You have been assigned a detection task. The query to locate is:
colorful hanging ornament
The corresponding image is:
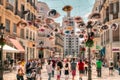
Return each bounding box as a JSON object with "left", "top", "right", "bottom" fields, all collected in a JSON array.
[
  {"left": 79, "top": 34, "right": 84, "bottom": 38},
  {"left": 48, "top": 9, "right": 60, "bottom": 18},
  {"left": 65, "top": 30, "right": 70, "bottom": 34},
  {"left": 39, "top": 27, "right": 45, "bottom": 32},
  {"left": 45, "top": 18, "right": 54, "bottom": 24},
  {"left": 111, "top": 23, "right": 118, "bottom": 31},
  {"left": 101, "top": 24, "right": 109, "bottom": 30},
  {"left": 62, "top": 5, "right": 73, "bottom": 12},
  {"left": 89, "top": 12, "right": 101, "bottom": 20}
]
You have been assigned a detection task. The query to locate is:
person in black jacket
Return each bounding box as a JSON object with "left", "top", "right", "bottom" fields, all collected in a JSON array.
[{"left": 57, "top": 59, "right": 63, "bottom": 76}]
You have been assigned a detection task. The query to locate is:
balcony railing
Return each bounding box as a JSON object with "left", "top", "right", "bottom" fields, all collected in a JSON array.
[{"left": 6, "top": 2, "right": 14, "bottom": 12}]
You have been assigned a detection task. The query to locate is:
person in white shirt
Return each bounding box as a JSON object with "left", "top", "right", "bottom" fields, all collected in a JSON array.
[{"left": 46, "top": 61, "right": 52, "bottom": 80}]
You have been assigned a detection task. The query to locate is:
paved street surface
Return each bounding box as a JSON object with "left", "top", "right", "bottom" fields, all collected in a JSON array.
[{"left": 3, "top": 64, "right": 120, "bottom": 80}]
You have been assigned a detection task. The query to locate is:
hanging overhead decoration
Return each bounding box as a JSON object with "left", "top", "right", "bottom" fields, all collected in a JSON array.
[
  {"left": 101, "top": 24, "right": 109, "bottom": 30},
  {"left": 92, "top": 28, "right": 98, "bottom": 32},
  {"left": 45, "top": 18, "right": 54, "bottom": 24},
  {"left": 74, "top": 16, "right": 83, "bottom": 23},
  {"left": 62, "top": 5, "right": 73, "bottom": 12},
  {"left": 79, "top": 34, "right": 84, "bottom": 38},
  {"left": 111, "top": 23, "right": 118, "bottom": 31},
  {"left": 39, "top": 27, "right": 45, "bottom": 32},
  {"left": 81, "top": 30, "right": 86, "bottom": 34},
  {"left": 17, "top": 20, "right": 27, "bottom": 27},
  {"left": 43, "top": 25, "right": 49, "bottom": 29},
  {"left": 65, "top": 26, "right": 73, "bottom": 31},
  {"left": 77, "top": 21, "right": 85, "bottom": 29},
  {"left": 49, "top": 36, "right": 54, "bottom": 40},
  {"left": 76, "top": 31, "right": 81, "bottom": 34},
  {"left": 64, "top": 30, "right": 70, "bottom": 34},
  {"left": 88, "top": 12, "right": 101, "bottom": 20},
  {"left": 48, "top": 9, "right": 60, "bottom": 18},
  {"left": 34, "top": 18, "right": 41, "bottom": 23}
]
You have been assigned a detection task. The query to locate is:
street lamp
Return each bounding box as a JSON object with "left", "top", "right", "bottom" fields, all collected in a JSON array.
[
  {"left": 0, "top": 23, "right": 5, "bottom": 80},
  {"left": 86, "top": 21, "right": 94, "bottom": 80},
  {"left": 75, "top": 12, "right": 101, "bottom": 80},
  {"left": 86, "top": 13, "right": 101, "bottom": 80}
]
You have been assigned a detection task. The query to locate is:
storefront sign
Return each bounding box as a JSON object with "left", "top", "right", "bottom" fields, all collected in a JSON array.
[{"left": 112, "top": 48, "right": 120, "bottom": 52}]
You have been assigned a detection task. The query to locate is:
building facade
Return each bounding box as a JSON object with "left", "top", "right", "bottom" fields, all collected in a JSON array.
[
  {"left": 0, "top": 0, "right": 38, "bottom": 61},
  {"left": 64, "top": 35, "right": 79, "bottom": 57},
  {"left": 93, "top": 0, "right": 120, "bottom": 67}
]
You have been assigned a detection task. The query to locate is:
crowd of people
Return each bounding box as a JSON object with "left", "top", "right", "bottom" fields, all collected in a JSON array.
[
  {"left": 7, "top": 57, "right": 120, "bottom": 80},
  {"left": 46, "top": 58, "right": 88, "bottom": 80}
]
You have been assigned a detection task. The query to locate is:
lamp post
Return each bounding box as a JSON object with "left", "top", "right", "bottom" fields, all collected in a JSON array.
[
  {"left": 74, "top": 12, "right": 101, "bottom": 80},
  {"left": 0, "top": 23, "right": 5, "bottom": 80},
  {"left": 86, "top": 22, "right": 93, "bottom": 80}
]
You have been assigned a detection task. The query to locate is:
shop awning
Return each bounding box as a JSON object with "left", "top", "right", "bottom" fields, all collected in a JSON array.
[
  {"left": 0, "top": 45, "right": 20, "bottom": 53},
  {"left": 9, "top": 38, "right": 25, "bottom": 52}
]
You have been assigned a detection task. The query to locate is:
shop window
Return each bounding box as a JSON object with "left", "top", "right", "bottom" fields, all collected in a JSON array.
[{"left": 5, "top": 19, "right": 10, "bottom": 32}]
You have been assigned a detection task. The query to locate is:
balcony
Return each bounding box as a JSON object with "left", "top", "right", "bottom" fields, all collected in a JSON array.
[{"left": 6, "top": 2, "right": 14, "bottom": 12}]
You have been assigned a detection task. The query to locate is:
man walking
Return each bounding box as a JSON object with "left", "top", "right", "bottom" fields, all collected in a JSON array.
[
  {"left": 96, "top": 59, "right": 102, "bottom": 77},
  {"left": 78, "top": 59, "right": 84, "bottom": 80},
  {"left": 71, "top": 58, "right": 77, "bottom": 80}
]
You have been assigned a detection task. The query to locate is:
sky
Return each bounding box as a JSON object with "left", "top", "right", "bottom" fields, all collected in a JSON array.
[{"left": 38, "top": 0, "right": 95, "bottom": 23}]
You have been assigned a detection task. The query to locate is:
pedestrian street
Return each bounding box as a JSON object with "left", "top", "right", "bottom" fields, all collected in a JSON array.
[{"left": 3, "top": 63, "right": 120, "bottom": 80}]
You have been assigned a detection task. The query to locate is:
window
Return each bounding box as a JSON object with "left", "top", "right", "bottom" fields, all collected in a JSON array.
[
  {"left": 13, "top": 23, "right": 17, "bottom": 33},
  {"left": 27, "top": 12, "right": 31, "bottom": 21},
  {"left": 116, "top": 1, "right": 119, "bottom": 13},
  {"left": 30, "top": 31, "right": 32, "bottom": 40},
  {"left": 21, "top": 4, "right": 25, "bottom": 18},
  {"left": 113, "top": 26, "right": 119, "bottom": 41},
  {"left": 0, "top": 16, "right": 1, "bottom": 23},
  {"left": 26, "top": 29, "right": 29, "bottom": 39},
  {"left": 7, "top": 0, "right": 15, "bottom": 6},
  {"left": 5, "top": 19, "right": 10, "bottom": 32},
  {"left": 109, "top": 3, "right": 113, "bottom": 14},
  {"left": 20, "top": 29, "right": 24, "bottom": 38}
]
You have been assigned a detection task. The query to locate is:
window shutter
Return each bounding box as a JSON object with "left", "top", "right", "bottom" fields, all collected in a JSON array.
[
  {"left": 109, "top": 3, "right": 113, "bottom": 14},
  {"left": 116, "top": 1, "right": 119, "bottom": 13}
]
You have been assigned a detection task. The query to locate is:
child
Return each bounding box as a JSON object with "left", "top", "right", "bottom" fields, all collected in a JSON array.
[
  {"left": 64, "top": 63, "right": 69, "bottom": 80},
  {"left": 57, "top": 66, "right": 61, "bottom": 80}
]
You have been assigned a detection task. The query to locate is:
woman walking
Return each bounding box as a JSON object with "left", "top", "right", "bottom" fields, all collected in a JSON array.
[
  {"left": 46, "top": 61, "right": 52, "bottom": 80},
  {"left": 84, "top": 60, "right": 88, "bottom": 75},
  {"left": 64, "top": 63, "right": 69, "bottom": 80},
  {"left": 36, "top": 63, "right": 42, "bottom": 80},
  {"left": 16, "top": 62, "right": 24, "bottom": 80},
  {"left": 109, "top": 62, "right": 114, "bottom": 75},
  {"left": 56, "top": 66, "right": 61, "bottom": 80}
]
